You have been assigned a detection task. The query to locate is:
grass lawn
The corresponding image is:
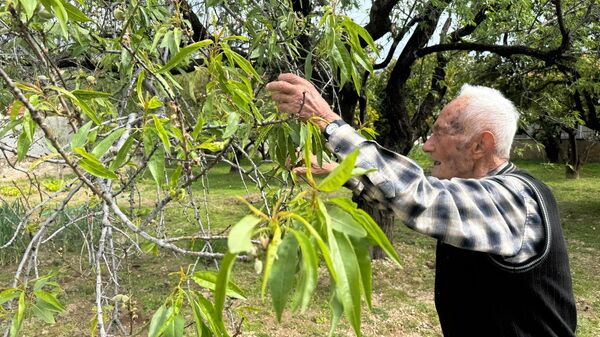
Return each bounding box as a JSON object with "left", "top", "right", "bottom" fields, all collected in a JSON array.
[{"left": 1, "top": 160, "right": 599, "bottom": 336}]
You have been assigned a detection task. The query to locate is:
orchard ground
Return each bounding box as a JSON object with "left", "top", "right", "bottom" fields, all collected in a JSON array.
[{"left": 0, "top": 160, "right": 599, "bottom": 337}]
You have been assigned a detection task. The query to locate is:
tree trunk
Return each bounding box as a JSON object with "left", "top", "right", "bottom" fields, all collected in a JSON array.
[
  {"left": 354, "top": 195, "right": 395, "bottom": 260},
  {"left": 543, "top": 134, "right": 562, "bottom": 163},
  {"left": 565, "top": 129, "right": 580, "bottom": 179}
]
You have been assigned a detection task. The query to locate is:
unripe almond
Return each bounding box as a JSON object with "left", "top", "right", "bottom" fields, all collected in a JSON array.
[{"left": 114, "top": 8, "right": 125, "bottom": 21}]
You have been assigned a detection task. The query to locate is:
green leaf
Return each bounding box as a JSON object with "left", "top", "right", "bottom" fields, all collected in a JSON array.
[
  {"left": 0, "top": 288, "right": 20, "bottom": 306},
  {"left": 141, "top": 241, "right": 159, "bottom": 256},
  {"left": 169, "top": 165, "right": 183, "bottom": 190},
  {"left": 329, "top": 231, "right": 362, "bottom": 337},
  {"left": 223, "top": 45, "right": 261, "bottom": 80},
  {"left": 109, "top": 134, "right": 135, "bottom": 170},
  {"left": 70, "top": 120, "right": 93, "bottom": 149},
  {"left": 18, "top": 0, "right": 38, "bottom": 19},
  {"left": 72, "top": 98, "right": 101, "bottom": 125},
  {"left": 331, "top": 40, "right": 348, "bottom": 86},
  {"left": 74, "top": 147, "right": 118, "bottom": 180},
  {"left": 329, "top": 206, "right": 367, "bottom": 238},
  {"left": 15, "top": 82, "right": 42, "bottom": 94},
  {"left": 72, "top": 89, "right": 111, "bottom": 99},
  {"left": 163, "top": 313, "right": 185, "bottom": 337},
  {"left": 33, "top": 274, "right": 59, "bottom": 291},
  {"left": 214, "top": 252, "right": 237, "bottom": 324},
  {"left": 191, "top": 117, "right": 205, "bottom": 141},
  {"left": 32, "top": 301, "right": 56, "bottom": 324},
  {"left": 142, "top": 127, "right": 165, "bottom": 187},
  {"left": 10, "top": 291, "right": 25, "bottom": 337},
  {"left": 191, "top": 271, "right": 246, "bottom": 300},
  {"left": 50, "top": 0, "right": 69, "bottom": 38},
  {"left": 318, "top": 149, "right": 359, "bottom": 192},
  {"left": 331, "top": 198, "right": 401, "bottom": 265},
  {"left": 16, "top": 131, "right": 32, "bottom": 161},
  {"left": 290, "top": 211, "right": 337, "bottom": 283},
  {"left": 343, "top": 17, "right": 377, "bottom": 52},
  {"left": 148, "top": 147, "right": 165, "bottom": 187},
  {"left": 158, "top": 39, "right": 213, "bottom": 73},
  {"left": 352, "top": 48, "right": 373, "bottom": 75},
  {"left": 23, "top": 114, "right": 36, "bottom": 143},
  {"left": 304, "top": 51, "right": 313, "bottom": 81},
  {"left": 197, "top": 140, "right": 226, "bottom": 152},
  {"left": 188, "top": 292, "right": 210, "bottom": 337},
  {"left": 171, "top": 28, "right": 182, "bottom": 55},
  {"left": 290, "top": 229, "right": 318, "bottom": 313},
  {"left": 151, "top": 114, "right": 171, "bottom": 153},
  {"left": 91, "top": 128, "right": 126, "bottom": 158},
  {"left": 328, "top": 290, "right": 344, "bottom": 337},
  {"left": 148, "top": 305, "right": 169, "bottom": 337},
  {"left": 309, "top": 122, "right": 325, "bottom": 168},
  {"left": 302, "top": 123, "right": 315, "bottom": 185},
  {"left": 120, "top": 48, "right": 133, "bottom": 79},
  {"left": 336, "top": 38, "right": 356, "bottom": 91},
  {"left": 29, "top": 154, "right": 60, "bottom": 172},
  {"left": 351, "top": 167, "right": 377, "bottom": 177},
  {"left": 261, "top": 225, "right": 281, "bottom": 300},
  {"left": 147, "top": 96, "right": 164, "bottom": 110},
  {"left": 269, "top": 234, "right": 299, "bottom": 322},
  {"left": 207, "top": 0, "right": 223, "bottom": 6},
  {"left": 352, "top": 237, "right": 372, "bottom": 310},
  {"left": 227, "top": 214, "right": 261, "bottom": 254},
  {"left": 222, "top": 112, "right": 240, "bottom": 140},
  {"left": 197, "top": 321, "right": 212, "bottom": 337},
  {"left": 47, "top": 84, "right": 76, "bottom": 100},
  {"left": 62, "top": 0, "right": 90, "bottom": 22},
  {"left": 0, "top": 119, "right": 20, "bottom": 140},
  {"left": 189, "top": 291, "right": 229, "bottom": 337},
  {"left": 34, "top": 289, "right": 65, "bottom": 312},
  {"left": 90, "top": 317, "right": 97, "bottom": 337},
  {"left": 136, "top": 70, "right": 145, "bottom": 105}
]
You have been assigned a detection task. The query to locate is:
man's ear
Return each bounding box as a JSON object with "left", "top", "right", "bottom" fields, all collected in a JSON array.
[{"left": 472, "top": 131, "right": 496, "bottom": 159}]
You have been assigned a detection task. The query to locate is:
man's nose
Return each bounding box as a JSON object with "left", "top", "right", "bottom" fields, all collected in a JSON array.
[{"left": 422, "top": 138, "right": 434, "bottom": 153}]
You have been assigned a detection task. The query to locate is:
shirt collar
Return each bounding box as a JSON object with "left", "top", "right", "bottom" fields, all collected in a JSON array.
[{"left": 487, "top": 161, "right": 515, "bottom": 176}]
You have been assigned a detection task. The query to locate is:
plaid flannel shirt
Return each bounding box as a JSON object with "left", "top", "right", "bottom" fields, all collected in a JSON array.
[{"left": 327, "top": 125, "right": 544, "bottom": 264}]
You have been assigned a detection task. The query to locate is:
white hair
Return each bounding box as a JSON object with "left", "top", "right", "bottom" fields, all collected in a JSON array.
[{"left": 457, "top": 84, "right": 520, "bottom": 159}]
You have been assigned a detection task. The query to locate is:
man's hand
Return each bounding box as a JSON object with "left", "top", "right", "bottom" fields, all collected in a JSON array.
[
  {"left": 292, "top": 154, "right": 339, "bottom": 176},
  {"left": 266, "top": 73, "right": 341, "bottom": 130}
]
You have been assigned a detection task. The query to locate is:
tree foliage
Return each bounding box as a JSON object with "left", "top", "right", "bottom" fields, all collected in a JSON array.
[{"left": 0, "top": 1, "right": 395, "bottom": 336}]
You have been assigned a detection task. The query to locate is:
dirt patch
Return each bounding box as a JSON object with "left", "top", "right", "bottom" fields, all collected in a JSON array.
[{"left": 0, "top": 159, "right": 72, "bottom": 182}]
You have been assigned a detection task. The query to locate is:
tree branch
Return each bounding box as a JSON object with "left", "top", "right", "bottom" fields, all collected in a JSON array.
[
  {"left": 552, "top": 0, "right": 570, "bottom": 52},
  {"left": 374, "top": 15, "right": 422, "bottom": 70},
  {"left": 364, "top": 0, "right": 402, "bottom": 41},
  {"left": 179, "top": 0, "right": 210, "bottom": 42},
  {"left": 416, "top": 42, "right": 567, "bottom": 63}
]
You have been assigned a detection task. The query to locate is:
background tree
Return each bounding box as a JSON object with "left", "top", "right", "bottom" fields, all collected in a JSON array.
[{"left": 1, "top": 0, "right": 599, "bottom": 336}]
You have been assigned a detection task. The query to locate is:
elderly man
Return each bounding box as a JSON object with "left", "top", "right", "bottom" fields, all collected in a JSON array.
[{"left": 266, "top": 73, "right": 577, "bottom": 337}]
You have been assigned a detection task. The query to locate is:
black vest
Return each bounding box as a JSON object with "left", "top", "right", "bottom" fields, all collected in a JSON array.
[{"left": 434, "top": 168, "right": 577, "bottom": 337}]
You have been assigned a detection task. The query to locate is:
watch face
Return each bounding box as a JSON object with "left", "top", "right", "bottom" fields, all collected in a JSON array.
[{"left": 326, "top": 122, "right": 339, "bottom": 135}]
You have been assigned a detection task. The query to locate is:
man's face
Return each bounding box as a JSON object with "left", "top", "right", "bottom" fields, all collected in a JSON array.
[{"left": 422, "top": 98, "right": 476, "bottom": 179}]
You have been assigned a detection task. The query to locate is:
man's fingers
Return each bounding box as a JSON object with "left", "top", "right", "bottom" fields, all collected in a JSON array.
[
  {"left": 267, "top": 81, "right": 298, "bottom": 95},
  {"left": 277, "top": 73, "right": 310, "bottom": 86},
  {"left": 277, "top": 102, "right": 299, "bottom": 115},
  {"left": 270, "top": 92, "right": 295, "bottom": 104}
]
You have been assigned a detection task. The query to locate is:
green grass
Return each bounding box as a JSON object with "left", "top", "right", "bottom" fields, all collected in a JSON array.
[{"left": 2, "top": 160, "right": 600, "bottom": 336}]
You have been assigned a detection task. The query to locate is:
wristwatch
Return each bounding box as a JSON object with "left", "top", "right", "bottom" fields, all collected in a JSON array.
[{"left": 324, "top": 119, "right": 347, "bottom": 139}]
